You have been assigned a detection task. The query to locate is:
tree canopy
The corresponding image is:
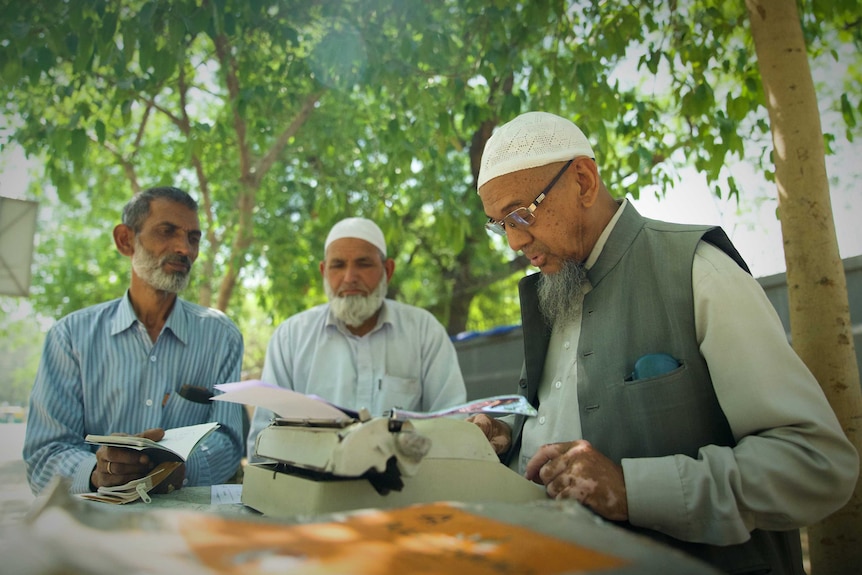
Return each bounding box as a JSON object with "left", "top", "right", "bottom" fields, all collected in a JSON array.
[{"left": 1, "top": 0, "right": 860, "bottom": 338}]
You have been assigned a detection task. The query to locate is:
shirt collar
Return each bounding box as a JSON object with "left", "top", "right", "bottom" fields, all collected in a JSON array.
[
  {"left": 110, "top": 291, "right": 188, "bottom": 344},
  {"left": 110, "top": 292, "right": 139, "bottom": 336},
  {"left": 163, "top": 299, "right": 188, "bottom": 344},
  {"left": 584, "top": 198, "right": 628, "bottom": 270}
]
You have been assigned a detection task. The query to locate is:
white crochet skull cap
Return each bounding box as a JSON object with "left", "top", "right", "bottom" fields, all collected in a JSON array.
[
  {"left": 324, "top": 217, "right": 387, "bottom": 257},
  {"left": 477, "top": 111, "right": 595, "bottom": 190}
]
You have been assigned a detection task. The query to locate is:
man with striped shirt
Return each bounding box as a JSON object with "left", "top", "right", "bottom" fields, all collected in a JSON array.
[{"left": 24, "top": 187, "right": 244, "bottom": 495}]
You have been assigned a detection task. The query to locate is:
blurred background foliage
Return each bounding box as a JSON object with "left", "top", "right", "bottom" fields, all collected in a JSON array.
[{"left": 0, "top": 0, "right": 860, "bottom": 388}]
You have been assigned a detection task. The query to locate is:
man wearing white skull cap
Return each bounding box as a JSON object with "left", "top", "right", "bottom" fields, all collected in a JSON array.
[
  {"left": 468, "top": 111, "right": 857, "bottom": 574},
  {"left": 324, "top": 216, "right": 388, "bottom": 257},
  {"left": 247, "top": 217, "right": 466, "bottom": 457}
]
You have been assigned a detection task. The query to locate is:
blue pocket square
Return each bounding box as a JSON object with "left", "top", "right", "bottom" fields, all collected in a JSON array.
[{"left": 630, "top": 353, "right": 681, "bottom": 380}]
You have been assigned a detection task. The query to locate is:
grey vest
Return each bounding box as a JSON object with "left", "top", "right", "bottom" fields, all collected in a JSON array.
[{"left": 514, "top": 204, "right": 803, "bottom": 574}]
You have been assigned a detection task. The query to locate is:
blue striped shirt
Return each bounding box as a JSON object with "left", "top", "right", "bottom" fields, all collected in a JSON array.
[{"left": 23, "top": 292, "right": 244, "bottom": 495}]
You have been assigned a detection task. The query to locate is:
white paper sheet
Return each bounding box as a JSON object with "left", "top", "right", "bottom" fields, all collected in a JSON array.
[{"left": 212, "top": 380, "right": 352, "bottom": 421}]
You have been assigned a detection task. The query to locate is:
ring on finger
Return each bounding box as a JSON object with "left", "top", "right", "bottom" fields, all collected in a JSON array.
[{"left": 106, "top": 461, "right": 113, "bottom": 475}]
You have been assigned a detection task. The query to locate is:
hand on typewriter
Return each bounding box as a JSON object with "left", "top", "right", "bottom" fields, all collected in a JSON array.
[{"left": 466, "top": 414, "right": 512, "bottom": 455}]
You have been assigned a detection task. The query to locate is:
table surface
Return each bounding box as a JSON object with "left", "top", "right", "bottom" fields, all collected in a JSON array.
[
  {"left": 0, "top": 479, "right": 722, "bottom": 575},
  {"left": 0, "top": 421, "right": 721, "bottom": 575}
]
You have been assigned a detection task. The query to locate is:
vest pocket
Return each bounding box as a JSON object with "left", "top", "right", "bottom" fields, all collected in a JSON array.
[{"left": 624, "top": 358, "right": 685, "bottom": 384}]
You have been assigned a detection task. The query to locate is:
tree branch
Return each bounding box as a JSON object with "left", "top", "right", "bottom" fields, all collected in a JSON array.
[
  {"left": 251, "top": 90, "right": 325, "bottom": 187},
  {"left": 141, "top": 97, "right": 185, "bottom": 129},
  {"left": 177, "top": 63, "right": 213, "bottom": 231},
  {"left": 212, "top": 32, "right": 252, "bottom": 182},
  {"left": 177, "top": 60, "right": 218, "bottom": 307},
  {"left": 93, "top": 137, "right": 140, "bottom": 195},
  {"left": 133, "top": 103, "right": 153, "bottom": 150}
]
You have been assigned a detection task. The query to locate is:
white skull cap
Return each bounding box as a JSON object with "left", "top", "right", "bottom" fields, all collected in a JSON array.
[
  {"left": 325, "top": 217, "right": 387, "bottom": 257},
  {"left": 477, "top": 111, "right": 595, "bottom": 190}
]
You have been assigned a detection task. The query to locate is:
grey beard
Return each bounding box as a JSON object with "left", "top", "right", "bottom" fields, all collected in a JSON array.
[
  {"left": 537, "top": 260, "right": 587, "bottom": 326},
  {"left": 325, "top": 276, "right": 388, "bottom": 327},
  {"left": 131, "top": 239, "right": 190, "bottom": 293}
]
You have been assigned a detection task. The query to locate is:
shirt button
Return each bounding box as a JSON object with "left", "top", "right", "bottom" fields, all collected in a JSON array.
[
  {"left": 145, "top": 399, "right": 153, "bottom": 407},
  {"left": 554, "top": 381, "right": 562, "bottom": 389},
  {"left": 564, "top": 341, "right": 570, "bottom": 349},
  {"left": 539, "top": 416, "right": 546, "bottom": 425},
  {"left": 150, "top": 356, "right": 157, "bottom": 362}
]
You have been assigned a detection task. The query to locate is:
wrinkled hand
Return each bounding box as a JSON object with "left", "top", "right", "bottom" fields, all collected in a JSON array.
[
  {"left": 90, "top": 428, "right": 177, "bottom": 490},
  {"left": 525, "top": 440, "right": 628, "bottom": 521},
  {"left": 466, "top": 414, "right": 511, "bottom": 455}
]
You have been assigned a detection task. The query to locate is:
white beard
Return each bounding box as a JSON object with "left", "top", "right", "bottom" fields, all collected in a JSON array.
[
  {"left": 537, "top": 260, "right": 587, "bottom": 326},
  {"left": 325, "top": 276, "right": 388, "bottom": 327},
  {"left": 131, "top": 238, "right": 190, "bottom": 293}
]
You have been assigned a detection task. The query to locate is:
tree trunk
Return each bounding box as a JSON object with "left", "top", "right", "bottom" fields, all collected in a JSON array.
[
  {"left": 444, "top": 119, "right": 496, "bottom": 335},
  {"left": 747, "top": 1, "right": 862, "bottom": 572},
  {"left": 447, "top": 240, "right": 478, "bottom": 336}
]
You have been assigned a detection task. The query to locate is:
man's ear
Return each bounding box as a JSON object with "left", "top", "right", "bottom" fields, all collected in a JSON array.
[
  {"left": 384, "top": 258, "right": 395, "bottom": 283},
  {"left": 319, "top": 260, "right": 326, "bottom": 276},
  {"left": 573, "top": 157, "right": 600, "bottom": 207},
  {"left": 113, "top": 224, "right": 135, "bottom": 256}
]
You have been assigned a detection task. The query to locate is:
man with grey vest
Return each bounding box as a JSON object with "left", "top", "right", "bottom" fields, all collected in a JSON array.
[{"left": 468, "top": 111, "right": 858, "bottom": 574}]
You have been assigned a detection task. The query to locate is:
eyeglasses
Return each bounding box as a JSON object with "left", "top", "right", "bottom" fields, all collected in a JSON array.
[{"left": 485, "top": 159, "right": 574, "bottom": 236}]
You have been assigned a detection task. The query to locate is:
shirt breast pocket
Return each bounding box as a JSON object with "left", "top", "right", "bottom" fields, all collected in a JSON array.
[
  {"left": 163, "top": 392, "right": 211, "bottom": 424},
  {"left": 376, "top": 375, "right": 421, "bottom": 412}
]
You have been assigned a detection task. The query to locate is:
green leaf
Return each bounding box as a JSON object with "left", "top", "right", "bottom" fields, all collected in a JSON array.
[
  {"left": 69, "top": 129, "right": 88, "bottom": 167},
  {"left": 121, "top": 22, "right": 139, "bottom": 63},
  {"left": 727, "top": 176, "right": 739, "bottom": 202},
  {"left": 120, "top": 99, "right": 132, "bottom": 124},
  {"left": 501, "top": 92, "right": 521, "bottom": 119},
  {"left": 646, "top": 50, "right": 660, "bottom": 74},
  {"left": 95, "top": 120, "right": 106, "bottom": 144},
  {"left": 152, "top": 48, "right": 177, "bottom": 82},
  {"left": 74, "top": 29, "right": 95, "bottom": 73},
  {"left": 139, "top": 1, "right": 158, "bottom": 26},
  {"left": 628, "top": 149, "right": 640, "bottom": 171},
  {"left": 168, "top": 14, "right": 188, "bottom": 46},
  {"left": 840, "top": 93, "right": 857, "bottom": 128},
  {"left": 1, "top": 50, "right": 22, "bottom": 85},
  {"left": 100, "top": 9, "right": 119, "bottom": 47},
  {"left": 36, "top": 47, "right": 55, "bottom": 74},
  {"left": 139, "top": 36, "right": 155, "bottom": 72},
  {"left": 726, "top": 94, "right": 749, "bottom": 121},
  {"left": 65, "top": 33, "right": 79, "bottom": 57}
]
